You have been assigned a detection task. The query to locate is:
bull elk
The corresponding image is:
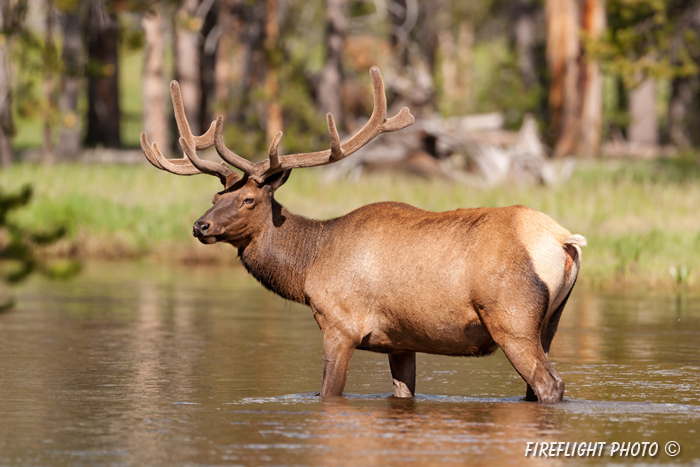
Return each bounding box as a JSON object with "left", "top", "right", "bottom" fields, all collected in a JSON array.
[{"left": 141, "top": 67, "right": 585, "bottom": 403}]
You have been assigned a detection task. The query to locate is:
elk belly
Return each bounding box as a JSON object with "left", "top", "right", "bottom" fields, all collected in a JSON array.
[{"left": 360, "top": 305, "right": 498, "bottom": 357}]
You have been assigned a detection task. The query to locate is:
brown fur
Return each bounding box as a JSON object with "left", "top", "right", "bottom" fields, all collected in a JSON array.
[{"left": 192, "top": 177, "right": 585, "bottom": 402}]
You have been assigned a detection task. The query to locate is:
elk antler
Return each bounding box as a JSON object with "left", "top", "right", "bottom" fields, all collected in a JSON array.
[
  {"left": 140, "top": 81, "right": 235, "bottom": 185},
  {"left": 141, "top": 67, "right": 415, "bottom": 185},
  {"left": 242, "top": 66, "right": 415, "bottom": 182}
]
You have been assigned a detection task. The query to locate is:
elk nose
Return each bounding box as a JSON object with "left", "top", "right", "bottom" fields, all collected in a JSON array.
[{"left": 193, "top": 220, "right": 210, "bottom": 237}]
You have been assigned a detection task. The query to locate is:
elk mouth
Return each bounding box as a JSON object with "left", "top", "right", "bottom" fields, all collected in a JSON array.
[
  {"left": 197, "top": 235, "right": 223, "bottom": 245},
  {"left": 193, "top": 220, "right": 225, "bottom": 244}
]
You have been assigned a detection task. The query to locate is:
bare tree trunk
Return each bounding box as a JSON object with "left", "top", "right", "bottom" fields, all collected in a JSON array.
[
  {"left": 175, "top": 0, "right": 202, "bottom": 136},
  {"left": 546, "top": 0, "right": 604, "bottom": 158},
  {"left": 142, "top": 6, "right": 168, "bottom": 148},
  {"left": 318, "top": 0, "right": 346, "bottom": 129},
  {"left": 456, "top": 19, "right": 473, "bottom": 110},
  {"left": 667, "top": 76, "right": 698, "bottom": 149},
  {"left": 511, "top": 0, "right": 539, "bottom": 88},
  {"left": 199, "top": 2, "right": 218, "bottom": 130},
  {"left": 214, "top": 0, "right": 240, "bottom": 111},
  {"left": 264, "top": 0, "right": 282, "bottom": 143},
  {"left": 627, "top": 77, "right": 657, "bottom": 146},
  {"left": 575, "top": 0, "right": 605, "bottom": 159},
  {"left": 57, "top": 9, "right": 82, "bottom": 161},
  {"left": 437, "top": 11, "right": 473, "bottom": 115},
  {"left": 0, "top": 0, "right": 14, "bottom": 166},
  {"left": 42, "top": 0, "right": 57, "bottom": 164},
  {"left": 84, "top": 2, "right": 121, "bottom": 148},
  {"left": 546, "top": 0, "right": 580, "bottom": 158}
]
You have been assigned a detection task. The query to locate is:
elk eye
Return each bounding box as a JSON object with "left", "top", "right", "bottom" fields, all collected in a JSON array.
[{"left": 243, "top": 197, "right": 254, "bottom": 205}]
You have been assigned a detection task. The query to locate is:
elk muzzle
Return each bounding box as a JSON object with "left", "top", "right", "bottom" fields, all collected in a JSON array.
[{"left": 193, "top": 219, "right": 221, "bottom": 244}]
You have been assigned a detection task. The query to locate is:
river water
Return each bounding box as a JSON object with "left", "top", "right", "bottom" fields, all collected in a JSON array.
[{"left": 0, "top": 261, "right": 698, "bottom": 466}]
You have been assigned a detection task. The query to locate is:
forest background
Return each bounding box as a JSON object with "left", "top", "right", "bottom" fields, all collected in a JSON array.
[{"left": 1, "top": 0, "right": 700, "bottom": 293}]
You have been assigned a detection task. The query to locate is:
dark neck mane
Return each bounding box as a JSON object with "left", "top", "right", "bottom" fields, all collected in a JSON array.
[{"left": 237, "top": 200, "right": 325, "bottom": 304}]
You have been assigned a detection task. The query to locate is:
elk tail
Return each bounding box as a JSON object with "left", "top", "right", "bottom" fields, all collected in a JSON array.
[{"left": 562, "top": 234, "right": 586, "bottom": 284}]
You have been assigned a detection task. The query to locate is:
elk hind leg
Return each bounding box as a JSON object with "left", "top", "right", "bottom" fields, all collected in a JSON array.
[
  {"left": 389, "top": 351, "right": 416, "bottom": 398},
  {"left": 502, "top": 339, "right": 564, "bottom": 403},
  {"left": 525, "top": 284, "right": 574, "bottom": 401},
  {"left": 478, "top": 299, "right": 564, "bottom": 403}
]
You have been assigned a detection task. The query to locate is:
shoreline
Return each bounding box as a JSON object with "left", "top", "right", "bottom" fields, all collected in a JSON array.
[{"left": 1, "top": 160, "right": 698, "bottom": 295}]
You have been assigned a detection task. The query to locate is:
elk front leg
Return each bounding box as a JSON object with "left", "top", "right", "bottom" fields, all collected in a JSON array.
[
  {"left": 320, "top": 332, "right": 356, "bottom": 398},
  {"left": 389, "top": 351, "right": 416, "bottom": 398}
]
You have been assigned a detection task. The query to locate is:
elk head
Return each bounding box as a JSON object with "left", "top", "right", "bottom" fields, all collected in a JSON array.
[{"left": 140, "top": 67, "right": 415, "bottom": 247}]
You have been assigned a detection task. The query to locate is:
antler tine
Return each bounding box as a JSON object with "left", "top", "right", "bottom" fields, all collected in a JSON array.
[
  {"left": 214, "top": 116, "right": 256, "bottom": 175},
  {"left": 339, "top": 66, "right": 414, "bottom": 153},
  {"left": 268, "top": 131, "right": 283, "bottom": 169},
  {"left": 179, "top": 136, "right": 234, "bottom": 184},
  {"left": 337, "top": 66, "right": 388, "bottom": 155},
  {"left": 140, "top": 132, "right": 203, "bottom": 176},
  {"left": 261, "top": 66, "right": 415, "bottom": 176},
  {"left": 170, "top": 81, "right": 217, "bottom": 149},
  {"left": 327, "top": 113, "right": 343, "bottom": 161},
  {"left": 141, "top": 80, "right": 230, "bottom": 180}
]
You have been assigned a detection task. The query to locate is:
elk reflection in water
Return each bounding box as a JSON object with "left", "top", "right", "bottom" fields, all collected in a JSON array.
[{"left": 224, "top": 396, "right": 566, "bottom": 467}]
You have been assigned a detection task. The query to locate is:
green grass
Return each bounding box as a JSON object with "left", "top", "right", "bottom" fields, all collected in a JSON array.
[{"left": 1, "top": 159, "right": 700, "bottom": 292}]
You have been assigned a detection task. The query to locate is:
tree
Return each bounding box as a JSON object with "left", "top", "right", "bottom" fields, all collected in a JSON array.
[
  {"left": 264, "top": 0, "right": 282, "bottom": 143},
  {"left": 174, "top": 0, "right": 202, "bottom": 136},
  {"left": 317, "top": 0, "right": 346, "bottom": 130},
  {"left": 0, "top": 0, "right": 15, "bottom": 166},
  {"left": 546, "top": 0, "right": 605, "bottom": 159},
  {"left": 511, "top": 0, "right": 541, "bottom": 90},
  {"left": 84, "top": 1, "right": 121, "bottom": 148},
  {"left": 142, "top": 3, "right": 168, "bottom": 149},
  {"left": 627, "top": 76, "right": 657, "bottom": 146},
  {"left": 41, "top": 0, "right": 58, "bottom": 163},
  {"left": 667, "top": 75, "right": 699, "bottom": 149},
  {"left": 56, "top": 4, "right": 83, "bottom": 160},
  {"left": 595, "top": 1, "right": 700, "bottom": 152}
]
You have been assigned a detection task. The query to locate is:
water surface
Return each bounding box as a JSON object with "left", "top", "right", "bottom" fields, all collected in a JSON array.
[{"left": 0, "top": 262, "right": 698, "bottom": 466}]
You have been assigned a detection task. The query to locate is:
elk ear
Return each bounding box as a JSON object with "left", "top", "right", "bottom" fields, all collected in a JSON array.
[{"left": 264, "top": 169, "right": 292, "bottom": 192}]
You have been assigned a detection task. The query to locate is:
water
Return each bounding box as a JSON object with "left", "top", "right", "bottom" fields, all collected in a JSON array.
[{"left": 0, "top": 261, "right": 699, "bottom": 466}]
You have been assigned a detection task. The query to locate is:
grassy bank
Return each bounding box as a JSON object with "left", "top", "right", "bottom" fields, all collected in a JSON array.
[{"left": 1, "top": 160, "right": 699, "bottom": 292}]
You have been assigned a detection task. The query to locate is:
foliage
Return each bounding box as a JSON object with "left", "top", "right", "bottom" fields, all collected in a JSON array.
[
  {"left": 0, "top": 185, "right": 80, "bottom": 310},
  {"left": 588, "top": 0, "right": 700, "bottom": 86}
]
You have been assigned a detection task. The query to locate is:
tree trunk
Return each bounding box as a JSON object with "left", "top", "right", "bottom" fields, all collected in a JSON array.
[
  {"left": 317, "top": 0, "right": 346, "bottom": 129},
  {"left": 142, "top": 6, "right": 168, "bottom": 148},
  {"left": 667, "top": 76, "right": 698, "bottom": 149},
  {"left": 546, "top": 0, "right": 580, "bottom": 157},
  {"left": 511, "top": 0, "right": 539, "bottom": 88},
  {"left": 214, "top": 0, "right": 241, "bottom": 111},
  {"left": 0, "top": 0, "right": 14, "bottom": 166},
  {"left": 175, "top": 0, "right": 202, "bottom": 136},
  {"left": 437, "top": 10, "right": 473, "bottom": 115},
  {"left": 84, "top": 2, "right": 121, "bottom": 148},
  {"left": 57, "top": 8, "right": 82, "bottom": 161},
  {"left": 42, "top": 0, "right": 57, "bottom": 164},
  {"left": 547, "top": 0, "right": 604, "bottom": 159},
  {"left": 575, "top": 0, "right": 605, "bottom": 159},
  {"left": 264, "top": 0, "right": 282, "bottom": 143},
  {"left": 627, "top": 77, "right": 657, "bottom": 146},
  {"left": 199, "top": 2, "right": 218, "bottom": 130}
]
